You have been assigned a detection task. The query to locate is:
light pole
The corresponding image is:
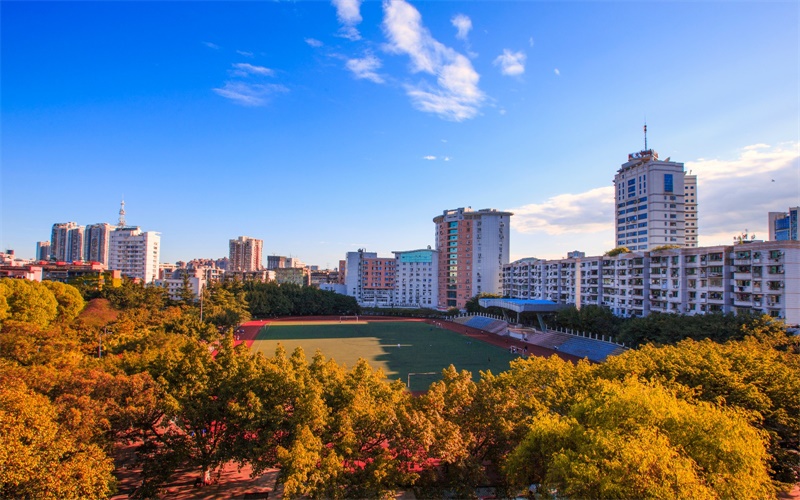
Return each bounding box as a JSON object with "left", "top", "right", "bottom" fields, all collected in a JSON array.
[{"left": 407, "top": 372, "right": 437, "bottom": 391}]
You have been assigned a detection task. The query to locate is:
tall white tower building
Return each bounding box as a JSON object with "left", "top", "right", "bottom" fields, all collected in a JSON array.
[
  {"left": 613, "top": 128, "right": 697, "bottom": 251},
  {"left": 109, "top": 227, "right": 161, "bottom": 283}
]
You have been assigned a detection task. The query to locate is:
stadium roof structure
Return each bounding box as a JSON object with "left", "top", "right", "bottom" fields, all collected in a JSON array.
[{"left": 478, "top": 298, "right": 570, "bottom": 330}]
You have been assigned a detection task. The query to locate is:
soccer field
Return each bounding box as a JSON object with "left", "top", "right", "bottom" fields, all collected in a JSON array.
[{"left": 251, "top": 320, "right": 518, "bottom": 391}]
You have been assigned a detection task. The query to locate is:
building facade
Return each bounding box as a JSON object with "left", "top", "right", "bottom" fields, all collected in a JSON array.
[
  {"left": 614, "top": 148, "right": 697, "bottom": 251},
  {"left": 502, "top": 240, "right": 800, "bottom": 325},
  {"left": 108, "top": 227, "right": 161, "bottom": 283},
  {"left": 769, "top": 207, "right": 799, "bottom": 241},
  {"left": 433, "top": 207, "right": 512, "bottom": 309},
  {"left": 229, "top": 236, "right": 263, "bottom": 272},
  {"left": 50, "top": 222, "right": 84, "bottom": 262}
]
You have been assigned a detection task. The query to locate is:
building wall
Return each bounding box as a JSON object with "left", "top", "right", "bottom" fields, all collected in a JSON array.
[
  {"left": 35, "top": 241, "right": 51, "bottom": 261},
  {"left": 85, "top": 223, "right": 112, "bottom": 265},
  {"left": 50, "top": 222, "right": 79, "bottom": 261},
  {"left": 769, "top": 207, "right": 799, "bottom": 241}
]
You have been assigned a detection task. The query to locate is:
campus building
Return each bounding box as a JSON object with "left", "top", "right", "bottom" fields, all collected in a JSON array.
[
  {"left": 433, "top": 207, "right": 512, "bottom": 310},
  {"left": 108, "top": 226, "right": 161, "bottom": 283},
  {"left": 613, "top": 142, "right": 698, "bottom": 251},
  {"left": 344, "top": 249, "right": 397, "bottom": 307},
  {"left": 769, "top": 207, "right": 799, "bottom": 241},
  {"left": 35, "top": 241, "right": 51, "bottom": 261},
  {"left": 229, "top": 236, "right": 263, "bottom": 272},
  {"left": 502, "top": 240, "right": 800, "bottom": 325},
  {"left": 393, "top": 248, "right": 438, "bottom": 309}
]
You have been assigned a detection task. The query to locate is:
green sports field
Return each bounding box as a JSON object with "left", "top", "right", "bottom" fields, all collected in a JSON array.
[{"left": 251, "top": 320, "right": 518, "bottom": 391}]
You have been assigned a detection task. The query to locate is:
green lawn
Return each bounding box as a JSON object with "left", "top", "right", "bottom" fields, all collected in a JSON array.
[{"left": 251, "top": 321, "right": 517, "bottom": 391}]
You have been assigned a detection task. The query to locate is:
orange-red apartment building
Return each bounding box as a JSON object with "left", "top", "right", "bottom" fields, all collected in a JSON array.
[{"left": 433, "top": 207, "right": 512, "bottom": 310}]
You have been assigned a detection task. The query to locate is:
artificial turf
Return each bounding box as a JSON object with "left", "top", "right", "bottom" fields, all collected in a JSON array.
[{"left": 251, "top": 320, "right": 518, "bottom": 391}]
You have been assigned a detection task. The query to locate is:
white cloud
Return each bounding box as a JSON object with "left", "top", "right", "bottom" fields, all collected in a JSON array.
[
  {"left": 332, "top": 0, "right": 363, "bottom": 40},
  {"left": 493, "top": 49, "right": 526, "bottom": 76},
  {"left": 236, "top": 50, "right": 253, "bottom": 57},
  {"left": 451, "top": 14, "right": 472, "bottom": 41},
  {"left": 529, "top": 37, "right": 534, "bottom": 47},
  {"left": 554, "top": 68, "right": 560, "bottom": 76},
  {"left": 230, "top": 63, "right": 275, "bottom": 77},
  {"left": 305, "top": 38, "right": 324, "bottom": 48},
  {"left": 212, "top": 82, "right": 289, "bottom": 106},
  {"left": 423, "top": 155, "right": 436, "bottom": 160},
  {"left": 509, "top": 186, "right": 614, "bottom": 235},
  {"left": 346, "top": 53, "right": 384, "bottom": 83},
  {"left": 382, "top": 0, "right": 484, "bottom": 121},
  {"left": 203, "top": 41, "right": 220, "bottom": 50},
  {"left": 688, "top": 142, "right": 799, "bottom": 245},
  {"left": 443, "top": 156, "right": 451, "bottom": 161}
]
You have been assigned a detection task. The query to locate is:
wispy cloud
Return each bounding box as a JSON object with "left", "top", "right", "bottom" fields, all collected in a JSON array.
[
  {"left": 529, "top": 37, "right": 534, "bottom": 47},
  {"left": 509, "top": 187, "right": 614, "bottom": 235},
  {"left": 203, "top": 41, "right": 220, "bottom": 50},
  {"left": 231, "top": 63, "right": 275, "bottom": 77},
  {"left": 688, "top": 142, "right": 799, "bottom": 244},
  {"left": 212, "top": 82, "right": 288, "bottom": 106},
  {"left": 554, "top": 68, "right": 561, "bottom": 76},
  {"left": 332, "top": 0, "right": 363, "bottom": 40},
  {"left": 346, "top": 53, "right": 384, "bottom": 83},
  {"left": 382, "top": 0, "right": 484, "bottom": 121},
  {"left": 451, "top": 14, "right": 472, "bottom": 41},
  {"left": 306, "top": 38, "right": 324, "bottom": 48},
  {"left": 236, "top": 50, "right": 253, "bottom": 57},
  {"left": 423, "top": 155, "right": 437, "bottom": 160},
  {"left": 494, "top": 49, "right": 526, "bottom": 76}
]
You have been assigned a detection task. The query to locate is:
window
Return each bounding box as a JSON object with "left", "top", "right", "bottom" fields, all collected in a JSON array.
[{"left": 664, "top": 174, "right": 674, "bottom": 193}]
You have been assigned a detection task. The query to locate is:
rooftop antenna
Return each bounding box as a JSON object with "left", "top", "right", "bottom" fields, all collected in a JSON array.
[
  {"left": 118, "top": 198, "right": 126, "bottom": 228},
  {"left": 643, "top": 122, "right": 648, "bottom": 151}
]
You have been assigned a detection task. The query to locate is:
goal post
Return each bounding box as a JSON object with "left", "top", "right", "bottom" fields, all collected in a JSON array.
[{"left": 339, "top": 315, "right": 359, "bottom": 323}]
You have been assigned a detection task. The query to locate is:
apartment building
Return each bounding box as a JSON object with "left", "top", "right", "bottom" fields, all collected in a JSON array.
[
  {"left": 50, "top": 222, "right": 84, "bottom": 262},
  {"left": 433, "top": 207, "right": 512, "bottom": 309},
  {"left": 85, "top": 223, "right": 113, "bottom": 265},
  {"left": 229, "top": 236, "right": 263, "bottom": 272},
  {"left": 769, "top": 207, "right": 798, "bottom": 241},
  {"left": 502, "top": 240, "right": 799, "bottom": 324}
]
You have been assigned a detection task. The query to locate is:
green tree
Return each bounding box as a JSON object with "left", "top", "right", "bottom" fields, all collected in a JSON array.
[
  {"left": 0, "top": 278, "right": 58, "bottom": 328},
  {"left": 42, "top": 281, "right": 85, "bottom": 323},
  {"left": 604, "top": 246, "right": 631, "bottom": 256},
  {"left": 203, "top": 281, "right": 250, "bottom": 330}
]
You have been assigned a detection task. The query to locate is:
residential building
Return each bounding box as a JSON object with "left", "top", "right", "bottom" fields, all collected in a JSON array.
[
  {"left": 42, "top": 262, "right": 121, "bottom": 288},
  {"left": 394, "top": 248, "right": 438, "bottom": 309},
  {"left": 267, "top": 255, "right": 288, "bottom": 270},
  {"left": 35, "top": 241, "right": 51, "bottom": 261},
  {"left": 433, "top": 207, "right": 512, "bottom": 309},
  {"left": 156, "top": 267, "right": 206, "bottom": 302},
  {"left": 229, "top": 236, "right": 263, "bottom": 272},
  {"left": 501, "top": 240, "right": 800, "bottom": 325},
  {"left": 769, "top": 207, "right": 799, "bottom": 241},
  {"left": 50, "top": 222, "right": 84, "bottom": 262},
  {"left": 108, "top": 226, "right": 161, "bottom": 283},
  {"left": 613, "top": 144, "right": 697, "bottom": 251},
  {"left": 85, "top": 223, "right": 113, "bottom": 264}
]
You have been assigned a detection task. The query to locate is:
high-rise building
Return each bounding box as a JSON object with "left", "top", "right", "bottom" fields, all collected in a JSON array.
[
  {"left": 229, "top": 236, "right": 263, "bottom": 272},
  {"left": 85, "top": 223, "right": 113, "bottom": 265},
  {"left": 613, "top": 135, "right": 696, "bottom": 251},
  {"left": 344, "top": 249, "right": 397, "bottom": 306},
  {"left": 108, "top": 226, "right": 161, "bottom": 283},
  {"left": 394, "top": 248, "right": 438, "bottom": 309},
  {"left": 50, "top": 222, "right": 84, "bottom": 262},
  {"left": 433, "top": 207, "right": 512, "bottom": 309},
  {"left": 769, "top": 207, "right": 799, "bottom": 241},
  {"left": 35, "top": 241, "right": 51, "bottom": 261}
]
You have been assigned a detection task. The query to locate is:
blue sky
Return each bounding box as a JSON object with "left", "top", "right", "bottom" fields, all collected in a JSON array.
[{"left": 2, "top": 0, "right": 798, "bottom": 268}]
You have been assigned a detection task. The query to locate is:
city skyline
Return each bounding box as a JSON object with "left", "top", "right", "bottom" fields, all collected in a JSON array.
[{"left": 2, "top": 1, "right": 798, "bottom": 268}]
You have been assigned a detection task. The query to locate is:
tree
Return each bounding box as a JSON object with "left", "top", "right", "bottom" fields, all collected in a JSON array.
[
  {"left": 0, "top": 377, "right": 114, "bottom": 499},
  {"left": 464, "top": 293, "right": 504, "bottom": 315},
  {"left": 0, "top": 278, "right": 58, "bottom": 328},
  {"left": 504, "top": 378, "right": 773, "bottom": 499},
  {"left": 203, "top": 281, "right": 250, "bottom": 330},
  {"left": 604, "top": 246, "right": 631, "bottom": 257},
  {"left": 42, "top": 281, "right": 85, "bottom": 323}
]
